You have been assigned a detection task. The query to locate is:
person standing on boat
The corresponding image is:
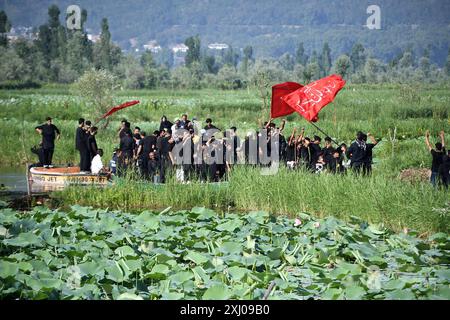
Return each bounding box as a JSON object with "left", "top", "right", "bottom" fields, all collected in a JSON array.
[
  {"left": 87, "top": 127, "right": 99, "bottom": 162},
  {"left": 120, "top": 130, "right": 134, "bottom": 162},
  {"left": 76, "top": 118, "right": 90, "bottom": 173},
  {"left": 35, "top": 117, "right": 60, "bottom": 168}
]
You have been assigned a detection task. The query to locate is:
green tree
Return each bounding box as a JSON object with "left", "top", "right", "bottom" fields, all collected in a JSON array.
[
  {"left": 0, "top": 10, "right": 11, "bottom": 47},
  {"left": 140, "top": 51, "right": 158, "bottom": 88},
  {"left": 36, "top": 25, "right": 52, "bottom": 69},
  {"left": 444, "top": 48, "right": 450, "bottom": 77},
  {"left": 304, "top": 62, "right": 320, "bottom": 82},
  {"left": 66, "top": 31, "right": 86, "bottom": 75},
  {"left": 350, "top": 43, "right": 366, "bottom": 72},
  {"left": 279, "top": 53, "right": 294, "bottom": 71},
  {"left": 333, "top": 54, "right": 352, "bottom": 79},
  {"left": 73, "top": 69, "right": 119, "bottom": 127},
  {"left": 241, "top": 45, "right": 253, "bottom": 74},
  {"left": 320, "top": 42, "right": 332, "bottom": 76},
  {"left": 184, "top": 35, "right": 201, "bottom": 67},
  {"left": 216, "top": 64, "right": 239, "bottom": 89},
  {"left": 224, "top": 45, "right": 239, "bottom": 68},
  {"left": 202, "top": 55, "right": 217, "bottom": 74},
  {"left": 47, "top": 5, "right": 62, "bottom": 60},
  {"left": 99, "top": 18, "right": 112, "bottom": 69},
  {"left": 295, "top": 42, "right": 308, "bottom": 66},
  {"left": 419, "top": 56, "right": 430, "bottom": 78},
  {"left": 0, "top": 47, "right": 30, "bottom": 82},
  {"left": 399, "top": 50, "right": 414, "bottom": 69}
]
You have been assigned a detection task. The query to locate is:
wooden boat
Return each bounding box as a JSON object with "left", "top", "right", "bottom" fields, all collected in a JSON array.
[{"left": 29, "top": 167, "right": 110, "bottom": 186}]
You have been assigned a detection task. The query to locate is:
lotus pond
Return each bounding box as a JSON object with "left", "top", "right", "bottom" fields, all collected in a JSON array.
[{"left": 0, "top": 205, "right": 449, "bottom": 300}]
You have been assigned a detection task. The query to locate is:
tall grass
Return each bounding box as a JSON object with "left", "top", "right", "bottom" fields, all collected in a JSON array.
[
  {"left": 56, "top": 165, "right": 449, "bottom": 234},
  {"left": 0, "top": 84, "right": 449, "bottom": 167}
]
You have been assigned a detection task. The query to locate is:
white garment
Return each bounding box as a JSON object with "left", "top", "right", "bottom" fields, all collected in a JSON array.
[{"left": 91, "top": 154, "right": 104, "bottom": 174}]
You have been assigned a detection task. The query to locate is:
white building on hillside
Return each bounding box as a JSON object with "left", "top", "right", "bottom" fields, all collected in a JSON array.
[
  {"left": 171, "top": 43, "right": 189, "bottom": 53},
  {"left": 208, "top": 43, "right": 229, "bottom": 50},
  {"left": 143, "top": 40, "right": 162, "bottom": 53}
]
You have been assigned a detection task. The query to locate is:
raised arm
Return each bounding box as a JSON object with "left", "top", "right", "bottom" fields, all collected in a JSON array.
[
  {"left": 279, "top": 119, "right": 286, "bottom": 133},
  {"left": 264, "top": 118, "right": 273, "bottom": 129},
  {"left": 425, "top": 130, "right": 432, "bottom": 152},
  {"left": 296, "top": 128, "right": 305, "bottom": 144},
  {"left": 367, "top": 132, "right": 377, "bottom": 145},
  {"left": 440, "top": 130, "right": 445, "bottom": 148},
  {"left": 288, "top": 128, "right": 297, "bottom": 145}
]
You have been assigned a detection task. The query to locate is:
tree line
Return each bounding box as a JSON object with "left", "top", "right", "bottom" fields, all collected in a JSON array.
[{"left": 1, "top": 5, "right": 450, "bottom": 90}]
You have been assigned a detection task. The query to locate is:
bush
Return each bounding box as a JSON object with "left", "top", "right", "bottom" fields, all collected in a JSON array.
[{"left": 0, "top": 81, "right": 41, "bottom": 90}]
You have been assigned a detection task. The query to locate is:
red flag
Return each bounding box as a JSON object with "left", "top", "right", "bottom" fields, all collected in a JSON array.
[
  {"left": 100, "top": 100, "right": 140, "bottom": 119},
  {"left": 281, "top": 75, "right": 345, "bottom": 122},
  {"left": 270, "top": 82, "right": 303, "bottom": 118}
]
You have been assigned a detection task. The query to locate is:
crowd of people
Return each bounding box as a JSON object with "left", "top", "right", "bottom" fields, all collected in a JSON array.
[
  {"left": 33, "top": 114, "right": 449, "bottom": 188},
  {"left": 68, "top": 114, "right": 381, "bottom": 183}
]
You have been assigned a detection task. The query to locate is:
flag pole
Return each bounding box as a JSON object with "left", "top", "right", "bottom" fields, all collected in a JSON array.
[{"left": 308, "top": 121, "right": 340, "bottom": 145}]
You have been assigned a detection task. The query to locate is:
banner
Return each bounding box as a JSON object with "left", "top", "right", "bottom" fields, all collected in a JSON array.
[
  {"left": 281, "top": 75, "right": 345, "bottom": 122},
  {"left": 100, "top": 100, "right": 140, "bottom": 119},
  {"left": 270, "top": 82, "right": 303, "bottom": 119}
]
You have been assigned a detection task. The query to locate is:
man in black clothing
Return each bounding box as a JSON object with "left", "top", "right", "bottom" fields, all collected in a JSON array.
[
  {"left": 310, "top": 135, "right": 322, "bottom": 166},
  {"left": 157, "top": 130, "right": 173, "bottom": 183},
  {"left": 300, "top": 137, "right": 313, "bottom": 170},
  {"left": 179, "top": 114, "right": 190, "bottom": 129},
  {"left": 75, "top": 118, "right": 90, "bottom": 172},
  {"left": 120, "top": 130, "right": 134, "bottom": 162},
  {"left": 346, "top": 131, "right": 368, "bottom": 174},
  {"left": 439, "top": 150, "right": 450, "bottom": 189},
  {"left": 204, "top": 118, "right": 218, "bottom": 131},
  {"left": 87, "top": 127, "right": 98, "bottom": 161},
  {"left": 425, "top": 130, "right": 446, "bottom": 187},
  {"left": 159, "top": 116, "right": 173, "bottom": 133},
  {"left": 137, "top": 131, "right": 158, "bottom": 179},
  {"left": 362, "top": 133, "right": 378, "bottom": 175},
  {"left": 118, "top": 120, "right": 130, "bottom": 140},
  {"left": 35, "top": 117, "right": 60, "bottom": 168},
  {"left": 329, "top": 148, "right": 345, "bottom": 174},
  {"left": 148, "top": 151, "right": 160, "bottom": 183},
  {"left": 322, "top": 137, "right": 334, "bottom": 170}
]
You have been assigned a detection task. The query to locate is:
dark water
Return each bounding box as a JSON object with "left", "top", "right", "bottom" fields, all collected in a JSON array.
[
  {"left": 0, "top": 167, "right": 63, "bottom": 194},
  {"left": 0, "top": 167, "right": 28, "bottom": 192}
]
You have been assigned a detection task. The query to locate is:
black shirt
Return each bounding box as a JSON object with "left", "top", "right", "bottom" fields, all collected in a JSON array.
[
  {"left": 347, "top": 140, "right": 367, "bottom": 164},
  {"left": 431, "top": 148, "right": 446, "bottom": 172},
  {"left": 322, "top": 146, "right": 334, "bottom": 164},
  {"left": 120, "top": 135, "right": 134, "bottom": 156},
  {"left": 140, "top": 136, "right": 157, "bottom": 157},
  {"left": 300, "top": 145, "right": 311, "bottom": 165},
  {"left": 364, "top": 143, "right": 376, "bottom": 164},
  {"left": 310, "top": 143, "right": 321, "bottom": 164},
  {"left": 286, "top": 143, "right": 296, "bottom": 162},
  {"left": 36, "top": 124, "right": 60, "bottom": 149},
  {"left": 159, "top": 120, "right": 173, "bottom": 133},
  {"left": 87, "top": 135, "right": 98, "bottom": 157},
  {"left": 157, "top": 136, "right": 171, "bottom": 156},
  {"left": 75, "top": 127, "right": 87, "bottom": 150}
]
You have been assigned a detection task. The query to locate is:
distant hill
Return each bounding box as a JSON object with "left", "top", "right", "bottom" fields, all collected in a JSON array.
[{"left": 1, "top": 0, "right": 450, "bottom": 64}]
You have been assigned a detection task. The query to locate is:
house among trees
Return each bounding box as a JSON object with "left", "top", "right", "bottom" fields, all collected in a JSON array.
[
  {"left": 87, "top": 34, "right": 101, "bottom": 43},
  {"left": 143, "top": 40, "right": 161, "bottom": 53},
  {"left": 208, "top": 43, "right": 229, "bottom": 50},
  {"left": 171, "top": 43, "right": 189, "bottom": 53}
]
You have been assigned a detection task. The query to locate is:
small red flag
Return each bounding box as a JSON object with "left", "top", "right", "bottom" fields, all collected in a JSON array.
[
  {"left": 281, "top": 75, "right": 345, "bottom": 122},
  {"left": 270, "top": 82, "right": 303, "bottom": 119},
  {"left": 100, "top": 100, "right": 140, "bottom": 119}
]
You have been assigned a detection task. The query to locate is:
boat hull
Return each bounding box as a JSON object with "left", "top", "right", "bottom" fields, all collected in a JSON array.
[{"left": 29, "top": 167, "right": 109, "bottom": 186}]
